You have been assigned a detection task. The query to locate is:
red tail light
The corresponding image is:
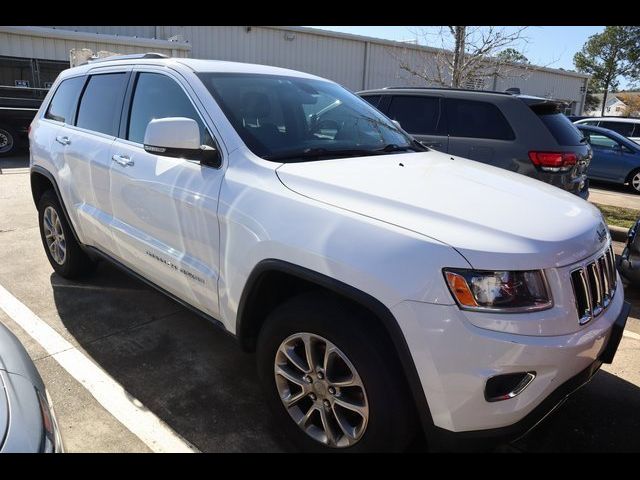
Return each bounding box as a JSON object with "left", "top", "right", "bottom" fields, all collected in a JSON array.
[{"left": 528, "top": 151, "right": 577, "bottom": 172}]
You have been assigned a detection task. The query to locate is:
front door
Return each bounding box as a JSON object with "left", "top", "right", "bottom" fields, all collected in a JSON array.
[{"left": 108, "top": 70, "right": 225, "bottom": 318}]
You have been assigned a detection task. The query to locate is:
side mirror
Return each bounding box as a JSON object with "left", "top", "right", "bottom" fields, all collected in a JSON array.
[{"left": 143, "top": 117, "right": 220, "bottom": 167}]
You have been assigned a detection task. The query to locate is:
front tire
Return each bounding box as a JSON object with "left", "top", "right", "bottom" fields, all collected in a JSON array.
[
  {"left": 256, "top": 291, "right": 416, "bottom": 452},
  {"left": 37, "top": 190, "right": 96, "bottom": 278}
]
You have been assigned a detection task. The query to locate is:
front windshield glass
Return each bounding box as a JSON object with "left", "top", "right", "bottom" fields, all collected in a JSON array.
[{"left": 196, "top": 72, "right": 420, "bottom": 161}]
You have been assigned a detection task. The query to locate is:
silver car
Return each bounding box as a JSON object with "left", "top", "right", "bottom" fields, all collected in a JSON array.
[{"left": 0, "top": 321, "right": 63, "bottom": 452}]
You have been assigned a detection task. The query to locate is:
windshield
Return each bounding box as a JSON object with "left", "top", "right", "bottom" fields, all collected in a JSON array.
[{"left": 196, "top": 73, "right": 421, "bottom": 161}]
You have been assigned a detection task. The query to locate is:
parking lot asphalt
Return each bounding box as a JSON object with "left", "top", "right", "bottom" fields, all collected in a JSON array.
[{"left": 1, "top": 154, "right": 640, "bottom": 452}]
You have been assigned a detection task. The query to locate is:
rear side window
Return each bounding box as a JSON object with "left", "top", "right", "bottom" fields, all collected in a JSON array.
[
  {"left": 127, "top": 72, "right": 213, "bottom": 146},
  {"left": 445, "top": 98, "right": 515, "bottom": 140},
  {"left": 360, "top": 95, "right": 382, "bottom": 108},
  {"left": 76, "top": 73, "right": 128, "bottom": 136},
  {"left": 586, "top": 132, "right": 619, "bottom": 150},
  {"left": 537, "top": 113, "right": 585, "bottom": 146},
  {"left": 599, "top": 121, "right": 635, "bottom": 138},
  {"left": 387, "top": 96, "right": 442, "bottom": 135},
  {"left": 44, "top": 76, "right": 85, "bottom": 124}
]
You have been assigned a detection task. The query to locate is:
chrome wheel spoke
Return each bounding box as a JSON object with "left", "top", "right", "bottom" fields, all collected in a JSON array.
[
  {"left": 275, "top": 364, "right": 307, "bottom": 388},
  {"left": 43, "top": 206, "right": 66, "bottom": 265},
  {"left": 275, "top": 332, "right": 368, "bottom": 448},
  {"left": 334, "top": 396, "right": 368, "bottom": 419},
  {"left": 319, "top": 406, "right": 337, "bottom": 446},
  {"left": 302, "top": 334, "right": 317, "bottom": 372}
]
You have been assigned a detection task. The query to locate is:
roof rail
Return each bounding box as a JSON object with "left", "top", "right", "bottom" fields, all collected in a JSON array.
[
  {"left": 380, "top": 86, "right": 514, "bottom": 96},
  {"left": 87, "top": 52, "right": 169, "bottom": 64}
]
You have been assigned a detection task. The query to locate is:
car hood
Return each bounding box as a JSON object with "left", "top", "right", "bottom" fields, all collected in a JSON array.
[{"left": 276, "top": 150, "right": 608, "bottom": 270}]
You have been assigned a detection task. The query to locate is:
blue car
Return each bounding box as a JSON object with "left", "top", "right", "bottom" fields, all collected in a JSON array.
[{"left": 577, "top": 124, "right": 640, "bottom": 194}]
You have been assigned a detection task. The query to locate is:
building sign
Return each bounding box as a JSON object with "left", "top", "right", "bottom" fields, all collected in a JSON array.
[{"left": 15, "top": 79, "right": 30, "bottom": 88}]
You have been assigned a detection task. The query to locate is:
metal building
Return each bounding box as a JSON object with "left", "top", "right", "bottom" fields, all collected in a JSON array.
[{"left": 0, "top": 25, "right": 590, "bottom": 113}]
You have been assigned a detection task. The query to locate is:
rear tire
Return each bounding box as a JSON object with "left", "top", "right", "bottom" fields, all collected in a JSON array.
[
  {"left": 0, "top": 125, "right": 17, "bottom": 157},
  {"left": 37, "top": 190, "right": 96, "bottom": 278},
  {"left": 256, "top": 291, "right": 416, "bottom": 452}
]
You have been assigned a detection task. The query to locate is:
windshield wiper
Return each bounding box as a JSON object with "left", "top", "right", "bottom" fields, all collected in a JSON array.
[{"left": 265, "top": 147, "right": 389, "bottom": 162}]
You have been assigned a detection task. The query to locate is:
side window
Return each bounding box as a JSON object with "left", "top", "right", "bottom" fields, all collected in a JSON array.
[
  {"left": 127, "top": 72, "right": 214, "bottom": 146},
  {"left": 589, "top": 133, "right": 620, "bottom": 150},
  {"left": 44, "top": 76, "right": 85, "bottom": 124},
  {"left": 600, "top": 121, "right": 635, "bottom": 138},
  {"left": 387, "top": 96, "right": 441, "bottom": 135},
  {"left": 76, "top": 73, "right": 129, "bottom": 136},
  {"left": 360, "top": 95, "right": 382, "bottom": 109},
  {"left": 446, "top": 98, "right": 515, "bottom": 140}
]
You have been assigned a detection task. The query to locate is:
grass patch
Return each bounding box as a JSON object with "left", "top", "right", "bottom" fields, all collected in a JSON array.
[{"left": 593, "top": 203, "right": 640, "bottom": 229}]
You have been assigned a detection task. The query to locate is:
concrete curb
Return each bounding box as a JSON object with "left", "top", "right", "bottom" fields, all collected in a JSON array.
[{"left": 609, "top": 225, "right": 630, "bottom": 243}]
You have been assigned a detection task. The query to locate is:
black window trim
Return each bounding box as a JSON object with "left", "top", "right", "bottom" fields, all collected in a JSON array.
[
  {"left": 41, "top": 74, "right": 88, "bottom": 126},
  {"left": 70, "top": 69, "right": 132, "bottom": 139},
  {"left": 119, "top": 67, "right": 224, "bottom": 170}
]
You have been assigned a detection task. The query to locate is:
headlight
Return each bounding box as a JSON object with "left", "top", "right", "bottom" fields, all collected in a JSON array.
[
  {"left": 443, "top": 268, "right": 552, "bottom": 312},
  {"left": 36, "top": 389, "right": 64, "bottom": 453}
]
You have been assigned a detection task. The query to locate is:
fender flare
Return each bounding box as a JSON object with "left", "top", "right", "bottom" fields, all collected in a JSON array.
[{"left": 236, "top": 258, "right": 438, "bottom": 438}]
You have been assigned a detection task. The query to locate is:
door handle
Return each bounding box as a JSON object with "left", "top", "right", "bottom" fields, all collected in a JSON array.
[
  {"left": 55, "top": 136, "right": 70, "bottom": 146},
  {"left": 112, "top": 154, "right": 134, "bottom": 167}
]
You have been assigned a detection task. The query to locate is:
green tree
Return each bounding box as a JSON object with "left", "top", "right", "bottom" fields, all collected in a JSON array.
[
  {"left": 496, "top": 48, "right": 529, "bottom": 64},
  {"left": 574, "top": 26, "right": 640, "bottom": 116}
]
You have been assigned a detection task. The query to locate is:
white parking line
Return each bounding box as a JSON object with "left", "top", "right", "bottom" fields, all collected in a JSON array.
[
  {"left": 0, "top": 283, "right": 199, "bottom": 453},
  {"left": 623, "top": 329, "right": 640, "bottom": 341}
]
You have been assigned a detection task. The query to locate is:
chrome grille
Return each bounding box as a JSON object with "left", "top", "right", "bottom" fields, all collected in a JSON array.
[{"left": 570, "top": 246, "right": 617, "bottom": 325}]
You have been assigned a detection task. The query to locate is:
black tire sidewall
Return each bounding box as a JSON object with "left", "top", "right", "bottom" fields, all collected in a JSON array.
[
  {"left": 0, "top": 125, "right": 17, "bottom": 157},
  {"left": 257, "top": 292, "right": 414, "bottom": 452}
]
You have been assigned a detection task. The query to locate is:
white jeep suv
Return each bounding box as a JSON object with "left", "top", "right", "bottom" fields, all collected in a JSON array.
[{"left": 29, "top": 54, "right": 629, "bottom": 452}]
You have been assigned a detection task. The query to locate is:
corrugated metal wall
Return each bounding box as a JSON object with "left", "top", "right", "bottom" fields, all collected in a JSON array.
[
  {"left": 2, "top": 26, "right": 588, "bottom": 111},
  {"left": 157, "top": 26, "right": 367, "bottom": 91},
  {"left": 0, "top": 30, "right": 185, "bottom": 63}
]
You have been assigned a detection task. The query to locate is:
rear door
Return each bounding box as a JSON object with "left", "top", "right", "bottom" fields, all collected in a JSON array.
[
  {"left": 108, "top": 68, "right": 225, "bottom": 318},
  {"left": 385, "top": 94, "right": 448, "bottom": 151},
  {"left": 445, "top": 98, "right": 516, "bottom": 168},
  {"left": 64, "top": 68, "right": 131, "bottom": 255}
]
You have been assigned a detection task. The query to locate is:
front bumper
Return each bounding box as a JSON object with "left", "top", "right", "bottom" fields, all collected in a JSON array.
[{"left": 391, "top": 288, "right": 629, "bottom": 447}]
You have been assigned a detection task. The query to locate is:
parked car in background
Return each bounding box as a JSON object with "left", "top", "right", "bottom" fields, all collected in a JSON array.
[
  {"left": 576, "top": 124, "right": 640, "bottom": 193},
  {"left": 566, "top": 115, "right": 591, "bottom": 123},
  {"left": 574, "top": 117, "right": 640, "bottom": 144},
  {"left": 0, "top": 320, "right": 63, "bottom": 452},
  {"left": 358, "top": 87, "right": 592, "bottom": 199},
  {"left": 619, "top": 217, "right": 640, "bottom": 285},
  {"left": 0, "top": 86, "right": 49, "bottom": 157}
]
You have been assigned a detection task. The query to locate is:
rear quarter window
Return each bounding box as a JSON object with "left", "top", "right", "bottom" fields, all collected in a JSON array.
[
  {"left": 537, "top": 113, "right": 585, "bottom": 146},
  {"left": 445, "top": 98, "right": 515, "bottom": 140},
  {"left": 44, "top": 76, "right": 85, "bottom": 124}
]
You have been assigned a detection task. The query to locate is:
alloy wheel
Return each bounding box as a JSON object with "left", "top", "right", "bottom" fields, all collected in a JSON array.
[
  {"left": 632, "top": 172, "right": 640, "bottom": 193},
  {"left": 43, "top": 206, "right": 66, "bottom": 265},
  {"left": 274, "top": 332, "right": 369, "bottom": 448}
]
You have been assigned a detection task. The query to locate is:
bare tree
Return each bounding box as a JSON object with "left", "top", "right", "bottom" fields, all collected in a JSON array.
[{"left": 392, "top": 26, "right": 535, "bottom": 89}]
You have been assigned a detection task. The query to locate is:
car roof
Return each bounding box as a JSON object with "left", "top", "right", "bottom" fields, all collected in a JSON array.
[
  {"left": 576, "top": 117, "right": 640, "bottom": 124},
  {"left": 59, "top": 56, "right": 330, "bottom": 83},
  {"left": 576, "top": 124, "right": 640, "bottom": 148}
]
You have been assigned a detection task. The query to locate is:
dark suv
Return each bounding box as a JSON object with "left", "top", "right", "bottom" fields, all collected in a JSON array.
[{"left": 358, "top": 87, "right": 592, "bottom": 199}]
